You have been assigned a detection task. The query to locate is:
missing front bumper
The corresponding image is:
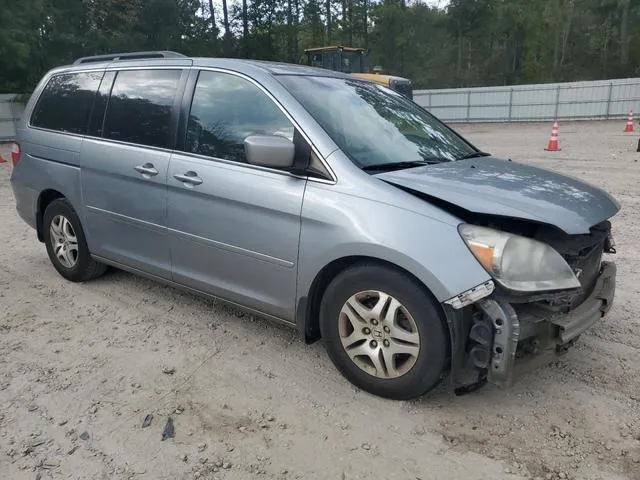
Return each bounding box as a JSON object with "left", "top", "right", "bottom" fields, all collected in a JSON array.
[
  {"left": 456, "top": 261, "right": 616, "bottom": 390},
  {"left": 476, "top": 298, "right": 520, "bottom": 386},
  {"left": 549, "top": 261, "right": 615, "bottom": 343}
]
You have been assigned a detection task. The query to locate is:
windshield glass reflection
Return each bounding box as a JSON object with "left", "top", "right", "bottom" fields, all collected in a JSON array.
[{"left": 278, "top": 75, "right": 476, "bottom": 169}]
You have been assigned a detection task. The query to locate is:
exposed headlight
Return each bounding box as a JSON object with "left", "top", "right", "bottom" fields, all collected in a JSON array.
[{"left": 458, "top": 224, "right": 581, "bottom": 293}]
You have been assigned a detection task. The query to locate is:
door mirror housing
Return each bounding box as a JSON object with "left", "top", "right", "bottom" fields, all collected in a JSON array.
[{"left": 244, "top": 135, "right": 295, "bottom": 169}]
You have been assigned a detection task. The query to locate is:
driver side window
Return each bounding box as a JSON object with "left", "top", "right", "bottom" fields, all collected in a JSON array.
[{"left": 186, "top": 71, "right": 294, "bottom": 164}]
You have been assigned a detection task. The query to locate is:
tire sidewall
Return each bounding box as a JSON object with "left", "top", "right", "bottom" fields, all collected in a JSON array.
[
  {"left": 320, "top": 264, "right": 448, "bottom": 400},
  {"left": 43, "top": 199, "right": 92, "bottom": 282}
]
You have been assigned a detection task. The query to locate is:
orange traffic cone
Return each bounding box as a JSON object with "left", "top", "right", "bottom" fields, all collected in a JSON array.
[
  {"left": 545, "top": 120, "right": 561, "bottom": 151},
  {"left": 624, "top": 111, "right": 634, "bottom": 132}
]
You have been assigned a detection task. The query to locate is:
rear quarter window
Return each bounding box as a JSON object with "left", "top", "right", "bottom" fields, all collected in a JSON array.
[{"left": 30, "top": 72, "right": 104, "bottom": 134}]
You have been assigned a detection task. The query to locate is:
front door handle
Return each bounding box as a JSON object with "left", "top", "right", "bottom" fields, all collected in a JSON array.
[
  {"left": 173, "top": 171, "right": 203, "bottom": 186},
  {"left": 134, "top": 163, "right": 159, "bottom": 177}
]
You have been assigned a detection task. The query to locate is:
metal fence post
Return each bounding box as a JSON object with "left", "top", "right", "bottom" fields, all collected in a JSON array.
[
  {"left": 508, "top": 88, "right": 514, "bottom": 122},
  {"left": 466, "top": 90, "right": 471, "bottom": 122},
  {"left": 554, "top": 85, "right": 561, "bottom": 120},
  {"left": 605, "top": 82, "right": 613, "bottom": 119}
]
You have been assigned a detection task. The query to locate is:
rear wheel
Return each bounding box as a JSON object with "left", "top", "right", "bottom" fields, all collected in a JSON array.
[
  {"left": 43, "top": 199, "right": 106, "bottom": 282},
  {"left": 320, "top": 263, "right": 448, "bottom": 400}
]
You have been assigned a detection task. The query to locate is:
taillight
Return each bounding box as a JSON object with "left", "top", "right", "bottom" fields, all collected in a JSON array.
[
  {"left": 10, "top": 142, "right": 21, "bottom": 166},
  {"left": 0, "top": 142, "right": 21, "bottom": 166}
]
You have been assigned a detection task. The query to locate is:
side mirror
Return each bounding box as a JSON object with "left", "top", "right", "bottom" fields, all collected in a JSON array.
[{"left": 244, "top": 135, "right": 295, "bottom": 169}]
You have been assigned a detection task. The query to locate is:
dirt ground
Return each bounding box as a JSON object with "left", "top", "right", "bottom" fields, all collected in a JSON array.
[{"left": 0, "top": 120, "right": 638, "bottom": 480}]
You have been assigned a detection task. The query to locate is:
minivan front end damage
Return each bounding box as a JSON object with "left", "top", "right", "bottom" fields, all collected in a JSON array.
[{"left": 444, "top": 220, "right": 617, "bottom": 394}]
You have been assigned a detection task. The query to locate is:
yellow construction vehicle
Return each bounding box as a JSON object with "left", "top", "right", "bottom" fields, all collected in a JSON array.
[{"left": 304, "top": 46, "right": 413, "bottom": 100}]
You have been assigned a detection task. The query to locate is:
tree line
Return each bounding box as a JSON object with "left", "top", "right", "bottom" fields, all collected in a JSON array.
[{"left": 1, "top": 0, "right": 638, "bottom": 93}]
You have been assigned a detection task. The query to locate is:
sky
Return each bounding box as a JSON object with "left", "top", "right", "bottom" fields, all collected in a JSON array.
[{"left": 425, "top": 0, "right": 449, "bottom": 6}]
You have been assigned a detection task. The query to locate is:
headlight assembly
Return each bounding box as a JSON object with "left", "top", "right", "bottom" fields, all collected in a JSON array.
[{"left": 458, "top": 224, "right": 581, "bottom": 293}]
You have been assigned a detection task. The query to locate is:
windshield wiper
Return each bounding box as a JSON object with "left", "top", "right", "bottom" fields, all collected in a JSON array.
[
  {"left": 362, "top": 160, "right": 435, "bottom": 172},
  {"left": 459, "top": 151, "right": 491, "bottom": 159}
]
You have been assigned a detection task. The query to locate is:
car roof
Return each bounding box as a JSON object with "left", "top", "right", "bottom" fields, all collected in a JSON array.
[
  {"left": 52, "top": 54, "right": 353, "bottom": 80},
  {"left": 203, "top": 58, "right": 349, "bottom": 77}
]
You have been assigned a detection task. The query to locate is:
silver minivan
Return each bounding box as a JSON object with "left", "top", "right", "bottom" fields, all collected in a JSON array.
[{"left": 10, "top": 51, "right": 619, "bottom": 399}]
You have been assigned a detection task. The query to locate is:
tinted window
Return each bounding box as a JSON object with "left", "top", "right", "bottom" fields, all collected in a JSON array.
[
  {"left": 31, "top": 72, "right": 103, "bottom": 134},
  {"left": 103, "top": 69, "right": 182, "bottom": 148},
  {"left": 186, "top": 71, "right": 293, "bottom": 163}
]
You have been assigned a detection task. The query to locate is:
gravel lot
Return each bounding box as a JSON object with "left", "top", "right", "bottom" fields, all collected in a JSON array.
[{"left": 0, "top": 120, "right": 638, "bottom": 480}]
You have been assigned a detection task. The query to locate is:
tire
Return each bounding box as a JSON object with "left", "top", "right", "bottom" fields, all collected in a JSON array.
[
  {"left": 43, "top": 198, "right": 107, "bottom": 282},
  {"left": 320, "top": 263, "right": 448, "bottom": 400}
]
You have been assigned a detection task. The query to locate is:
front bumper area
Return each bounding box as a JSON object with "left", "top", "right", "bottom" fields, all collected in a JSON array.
[
  {"left": 452, "top": 261, "right": 616, "bottom": 391},
  {"left": 547, "top": 261, "right": 615, "bottom": 343}
]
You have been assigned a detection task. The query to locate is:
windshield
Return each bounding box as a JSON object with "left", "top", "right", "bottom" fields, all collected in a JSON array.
[{"left": 277, "top": 75, "right": 477, "bottom": 169}]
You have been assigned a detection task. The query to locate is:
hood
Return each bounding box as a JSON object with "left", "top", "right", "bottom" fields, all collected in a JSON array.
[{"left": 376, "top": 157, "right": 620, "bottom": 234}]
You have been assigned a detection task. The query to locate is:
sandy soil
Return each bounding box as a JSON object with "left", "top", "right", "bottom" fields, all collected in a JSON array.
[{"left": 0, "top": 120, "right": 638, "bottom": 480}]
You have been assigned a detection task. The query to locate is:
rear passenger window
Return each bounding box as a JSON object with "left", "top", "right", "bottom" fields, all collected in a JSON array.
[
  {"left": 103, "top": 69, "right": 182, "bottom": 149},
  {"left": 186, "top": 71, "right": 293, "bottom": 164},
  {"left": 31, "top": 72, "right": 103, "bottom": 134}
]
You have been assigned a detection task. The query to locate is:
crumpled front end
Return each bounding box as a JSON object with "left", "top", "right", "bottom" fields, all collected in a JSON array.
[{"left": 446, "top": 220, "right": 617, "bottom": 394}]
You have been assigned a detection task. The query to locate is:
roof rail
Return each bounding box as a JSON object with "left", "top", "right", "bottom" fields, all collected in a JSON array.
[{"left": 73, "top": 51, "right": 186, "bottom": 65}]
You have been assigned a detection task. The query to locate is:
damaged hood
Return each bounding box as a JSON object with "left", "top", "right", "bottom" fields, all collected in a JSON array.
[{"left": 376, "top": 157, "right": 620, "bottom": 234}]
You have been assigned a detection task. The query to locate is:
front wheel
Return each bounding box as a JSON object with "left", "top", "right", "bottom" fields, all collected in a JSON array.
[{"left": 320, "top": 263, "right": 448, "bottom": 400}]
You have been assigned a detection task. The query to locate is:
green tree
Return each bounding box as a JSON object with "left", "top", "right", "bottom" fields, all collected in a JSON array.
[{"left": 2, "top": 0, "right": 640, "bottom": 93}]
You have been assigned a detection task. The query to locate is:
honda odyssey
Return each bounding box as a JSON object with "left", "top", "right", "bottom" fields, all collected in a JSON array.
[{"left": 10, "top": 51, "right": 619, "bottom": 399}]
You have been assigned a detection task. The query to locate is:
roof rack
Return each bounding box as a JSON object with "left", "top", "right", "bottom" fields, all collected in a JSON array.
[{"left": 73, "top": 51, "right": 186, "bottom": 65}]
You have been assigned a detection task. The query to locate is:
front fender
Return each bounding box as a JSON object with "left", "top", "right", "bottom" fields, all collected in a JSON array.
[{"left": 297, "top": 182, "right": 491, "bottom": 307}]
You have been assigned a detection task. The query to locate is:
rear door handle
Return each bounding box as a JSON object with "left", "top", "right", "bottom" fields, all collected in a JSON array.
[
  {"left": 173, "top": 171, "right": 203, "bottom": 186},
  {"left": 134, "top": 163, "right": 159, "bottom": 177}
]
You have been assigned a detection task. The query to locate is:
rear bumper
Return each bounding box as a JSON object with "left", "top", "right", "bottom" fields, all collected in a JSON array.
[
  {"left": 10, "top": 178, "right": 38, "bottom": 230},
  {"left": 453, "top": 261, "right": 616, "bottom": 390}
]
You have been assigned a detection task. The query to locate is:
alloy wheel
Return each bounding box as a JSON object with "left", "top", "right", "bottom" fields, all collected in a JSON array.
[
  {"left": 49, "top": 215, "right": 79, "bottom": 268},
  {"left": 338, "top": 290, "right": 421, "bottom": 378}
]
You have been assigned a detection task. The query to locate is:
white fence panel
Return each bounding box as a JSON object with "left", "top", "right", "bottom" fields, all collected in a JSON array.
[
  {"left": 415, "top": 78, "right": 640, "bottom": 123},
  {"left": 0, "top": 94, "right": 20, "bottom": 141}
]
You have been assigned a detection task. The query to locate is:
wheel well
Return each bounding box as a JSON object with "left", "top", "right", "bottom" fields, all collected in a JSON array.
[
  {"left": 36, "top": 189, "right": 65, "bottom": 242},
  {"left": 301, "top": 256, "right": 447, "bottom": 345}
]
